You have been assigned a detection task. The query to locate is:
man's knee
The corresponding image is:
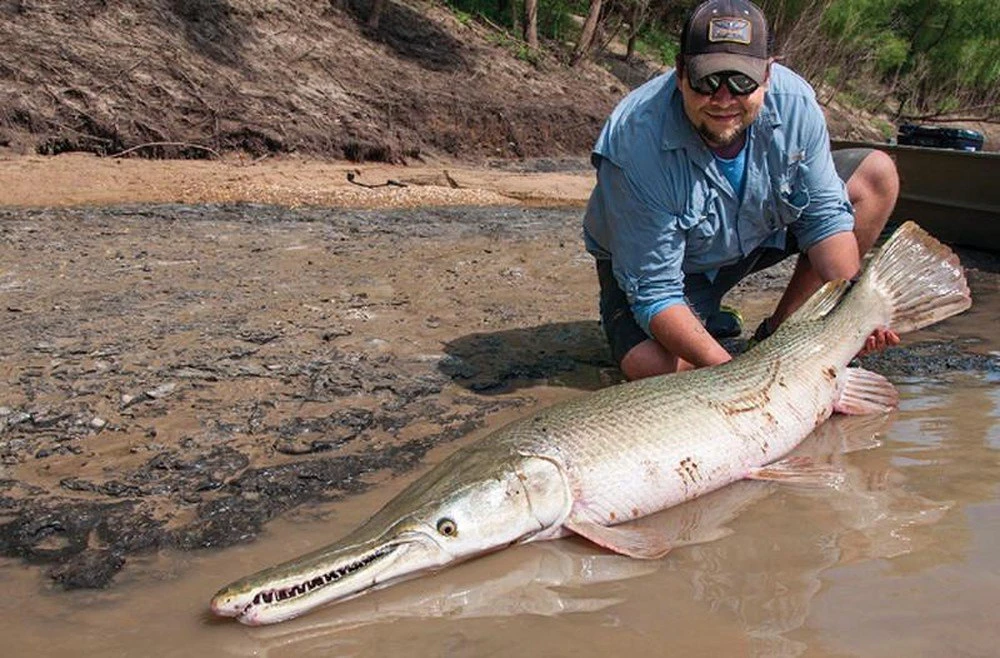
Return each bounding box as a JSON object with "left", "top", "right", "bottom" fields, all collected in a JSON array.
[
  {"left": 846, "top": 150, "right": 899, "bottom": 251},
  {"left": 620, "top": 339, "right": 685, "bottom": 380},
  {"left": 846, "top": 149, "right": 899, "bottom": 211}
]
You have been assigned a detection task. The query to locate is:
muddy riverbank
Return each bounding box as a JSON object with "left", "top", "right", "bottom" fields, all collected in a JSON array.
[{"left": 1, "top": 157, "right": 998, "bottom": 591}]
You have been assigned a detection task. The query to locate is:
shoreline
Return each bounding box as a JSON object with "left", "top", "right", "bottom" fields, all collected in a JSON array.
[{"left": 0, "top": 152, "right": 595, "bottom": 209}]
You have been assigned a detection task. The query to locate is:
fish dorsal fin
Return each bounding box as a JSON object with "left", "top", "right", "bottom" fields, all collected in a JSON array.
[{"left": 784, "top": 279, "right": 851, "bottom": 325}]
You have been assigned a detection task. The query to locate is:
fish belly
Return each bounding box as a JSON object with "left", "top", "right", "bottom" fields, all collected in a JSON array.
[{"left": 527, "top": 360, "right": 841, "bottom": 526}]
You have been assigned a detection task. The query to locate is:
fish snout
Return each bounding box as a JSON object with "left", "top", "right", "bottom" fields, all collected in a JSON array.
[{"left": 209, "top": 589, "right": 246, "bottom": 618}]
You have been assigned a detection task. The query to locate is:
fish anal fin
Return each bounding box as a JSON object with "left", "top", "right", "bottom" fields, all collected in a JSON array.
[
  {"left": 835, "top": 367, "right": 899, "bottom": 415},
  {"left": 563, "top": 516, "right": 672, "bottom": 560},
  {"left": 747, "top": 456, "right": 845, "bottom": 487}
]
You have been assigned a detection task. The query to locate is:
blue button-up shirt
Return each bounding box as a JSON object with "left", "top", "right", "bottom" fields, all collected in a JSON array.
[{"left": 583, "top": 64, "right": 854, "bottom": 333}]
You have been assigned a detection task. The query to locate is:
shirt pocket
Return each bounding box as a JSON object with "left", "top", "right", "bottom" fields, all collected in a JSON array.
[
  {"left": 772, "top": 156, "right": 811, "bottom": 228},
  {"left": 679, "top": 187, "right": 720, "bottom": 256}
]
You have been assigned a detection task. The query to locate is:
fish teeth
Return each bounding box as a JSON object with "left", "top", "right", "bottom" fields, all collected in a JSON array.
[{"left": 248, "top": 545, "right": 396, "bottom": 607}]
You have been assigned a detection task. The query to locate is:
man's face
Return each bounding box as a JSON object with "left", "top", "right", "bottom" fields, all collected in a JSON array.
[{"left": 678, "top": 63, "right": 769, "bottom": 150}]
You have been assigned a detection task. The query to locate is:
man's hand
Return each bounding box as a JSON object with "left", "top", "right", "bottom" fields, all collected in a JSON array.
[{"left": 857, "top": 327, "right": 900, "bottom": 357}]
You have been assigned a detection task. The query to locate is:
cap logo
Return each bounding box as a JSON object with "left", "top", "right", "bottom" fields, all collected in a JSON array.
[{"left": 708, "top": 17, "right": 752, "bottom": 45}]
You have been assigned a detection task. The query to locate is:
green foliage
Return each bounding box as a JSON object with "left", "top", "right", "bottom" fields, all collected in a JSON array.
[
  {"left": 442, "top": 0, "right": 506, "bottom": 26},
  {"left": 813, "top": 0, "right": 1000, "bottom": 115},
  {"left": 451, "top": 6, "right": 474, "bottom": 25},
  {"left": 822, "top": 65, "right": 841, "bottom": 86},
  {"left": 937, "top": 94, "right": 961, "bottom": 114},
  {"left": 491, "top": 32, "right": 543, "bottom": 64},
  {"left": 875, "top": 118, "right": 895, "bottom": 141},
  {"left": 440, "top": 0, "right": 998, "bottom": 118},
  {"left": 517, "top": 44, "right": 542, "bottom": 65},
  {"left": 822, "top": 0, "right": 896, "bottom": 44},
  {"left": 537, "top": 0, "right": 574, "bottom": 41},
  {"left": 442, "top": 0, "right": 573, "bottom": 41},
  {"left": 633, "top": 22, "right": 679, "bottom": 65},
  {"left": 874, "top": 34, "right": 908, "bottom": 74}
]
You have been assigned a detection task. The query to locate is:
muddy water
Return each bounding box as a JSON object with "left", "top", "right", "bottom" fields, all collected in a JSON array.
[{"left": 2, "top": 298, "right": 998, "bottom": 658}]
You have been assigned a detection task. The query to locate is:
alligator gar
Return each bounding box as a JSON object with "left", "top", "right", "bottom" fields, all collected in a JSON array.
[{"left": 210, "top": 221, "right": 970, "bottom": 625}]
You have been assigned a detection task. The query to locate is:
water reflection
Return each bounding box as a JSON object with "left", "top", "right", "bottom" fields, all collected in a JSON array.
[
  {"left": 236, "top": 412, "right": 957, "bottom": 657},
  {"left": 882, "top": 375, "right": 1000, "bottom": 574},
  {"left": 240, "top": 543, "right": 657, "bottom": 654},
  {"left": 1, "top": 374, "right": 994, "bottom": 658},
  {"left": 676, "top": 411, "right": 953, "bottom": 657},
  {"left": 802, "top": 373, "right": 1000, "bottom": 657},
  {"left": 240, "top": 472, "right": 776, "bottom": 654}
]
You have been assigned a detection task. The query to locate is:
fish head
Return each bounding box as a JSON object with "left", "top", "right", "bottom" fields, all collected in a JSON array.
[{"left": 210, "top": 451, "right": 568, "bottom": 625}]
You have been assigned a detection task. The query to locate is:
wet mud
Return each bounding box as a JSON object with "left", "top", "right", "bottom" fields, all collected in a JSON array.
[{"left": 0, "top": 203, "right": 997, "bottom": 592}]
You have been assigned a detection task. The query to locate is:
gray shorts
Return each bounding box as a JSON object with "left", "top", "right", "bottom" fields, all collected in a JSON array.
[{"left": 596, "top": 147, "right": 873, "bottom": 366}]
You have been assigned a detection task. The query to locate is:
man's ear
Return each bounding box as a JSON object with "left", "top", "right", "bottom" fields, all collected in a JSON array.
[
  {"left": 761, "top": 57, "right": 774, "bottom": 87},
  {"left": 675, "top": 55, "right": 685, "bottom": 80},
  {"left": 765, "top": 56, "right": 783, "bottom": 80}
]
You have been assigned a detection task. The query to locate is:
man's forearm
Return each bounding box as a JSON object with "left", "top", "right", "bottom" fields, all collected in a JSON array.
[{"left": 648, "top": 304, "right": 732, "bottom": 369}]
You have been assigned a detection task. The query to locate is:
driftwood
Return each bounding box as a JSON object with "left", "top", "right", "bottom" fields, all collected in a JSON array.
[
  {"left": 346, "top": 171, "right": 408, "bottom": 188},
  {"left": 108, "top": 142, "right": 223, "bottom": 159}
]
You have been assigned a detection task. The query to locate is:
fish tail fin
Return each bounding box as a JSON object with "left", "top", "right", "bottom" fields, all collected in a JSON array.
[{"left": 858, "top": 221, "right": 971, "bottom": 334}]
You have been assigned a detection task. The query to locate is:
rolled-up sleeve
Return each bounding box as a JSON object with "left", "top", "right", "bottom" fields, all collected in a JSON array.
[
  {"left": 789, "top": 100, "right": 855, "bottom": 250},
  {"left": 593, "top": 158, "right": 687, "bottom": 334}
]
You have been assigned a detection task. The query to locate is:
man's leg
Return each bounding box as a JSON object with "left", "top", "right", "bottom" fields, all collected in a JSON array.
[
  {"left": 595, "top": 259, "right": 693, "bottom": 380},
  {"left": 767, "top": 149, "right": 899, "bottom": 329},
  {"left": 619, "top": 339, "right": 693, "bottom": 380},
  {"left": 598, "top": 258, "right": 759, "bottom": 380}
]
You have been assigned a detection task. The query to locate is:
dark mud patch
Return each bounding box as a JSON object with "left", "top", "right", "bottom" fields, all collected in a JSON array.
[
  {"left": 441, "top": 321, "right": 616, "bottom": 393},
  {"left": 0, "top": 356, "right": 526, "bottom": 588},
  {"left": 859, "top": 339, "right": 1000, "bottom": 378}
]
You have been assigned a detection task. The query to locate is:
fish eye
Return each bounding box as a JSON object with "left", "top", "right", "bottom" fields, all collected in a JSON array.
[{"left": 436, "top": 518, "right": 458, "bottom": 537}]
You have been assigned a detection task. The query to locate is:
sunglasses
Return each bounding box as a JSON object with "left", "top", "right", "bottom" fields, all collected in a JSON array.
[{"left": 689, "top": 71, "right": 759, "bottom": 96}]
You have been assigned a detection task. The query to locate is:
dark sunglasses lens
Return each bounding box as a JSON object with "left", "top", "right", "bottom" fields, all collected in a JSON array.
[
  {"left": 691, "top": 74, "right": 721, "bottom": 95},
  {"left": 690, "top": 72, "right": 759, "bottom": 96},
  {"left": 726, "top": 74, "right": 758, "bottom": 95}
]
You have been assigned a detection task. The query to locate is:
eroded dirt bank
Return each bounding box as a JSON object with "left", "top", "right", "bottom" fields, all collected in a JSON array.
[
  {"left": 0, "top": 0, "right": 628, "bottom": 162},
  {"left": 1, "top": 159, "right": 998, "bottom": 590}
]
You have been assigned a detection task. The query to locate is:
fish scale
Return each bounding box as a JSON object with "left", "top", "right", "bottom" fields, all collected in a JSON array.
[
  {"left": 211, "top": 222, "right": 972, "bottom": 625},
  {"left": 512, "top": 319, "right": 849, "bottom": 479}
]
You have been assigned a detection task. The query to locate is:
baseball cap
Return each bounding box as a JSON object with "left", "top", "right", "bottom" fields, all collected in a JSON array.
[{"left": 681, "top": 0, "right": 769, "bottom": 85}]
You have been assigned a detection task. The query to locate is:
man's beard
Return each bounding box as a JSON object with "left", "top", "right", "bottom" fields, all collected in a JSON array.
[{"left": 696, "top": 119, "right": 749, "bottom": 149}]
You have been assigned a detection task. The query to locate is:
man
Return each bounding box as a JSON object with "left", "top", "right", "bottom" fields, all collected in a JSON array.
[{"left": 583, "top": 0, "right": 900, "bottom": 381}]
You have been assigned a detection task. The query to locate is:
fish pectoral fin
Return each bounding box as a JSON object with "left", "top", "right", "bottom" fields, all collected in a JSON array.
[
  {"left": 563, "top": 516, "right": 672, "bottom": 560},
  {"left": 746, "top": 456, "right": 845, "bottom": 487},
  {"left": 834, "top": 367, "right": 899, "bottom": 415}
]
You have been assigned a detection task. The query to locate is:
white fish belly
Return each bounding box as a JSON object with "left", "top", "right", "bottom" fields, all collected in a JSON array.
[{"left": 509, "top": 347, "right": 846, "bottom": 526}]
